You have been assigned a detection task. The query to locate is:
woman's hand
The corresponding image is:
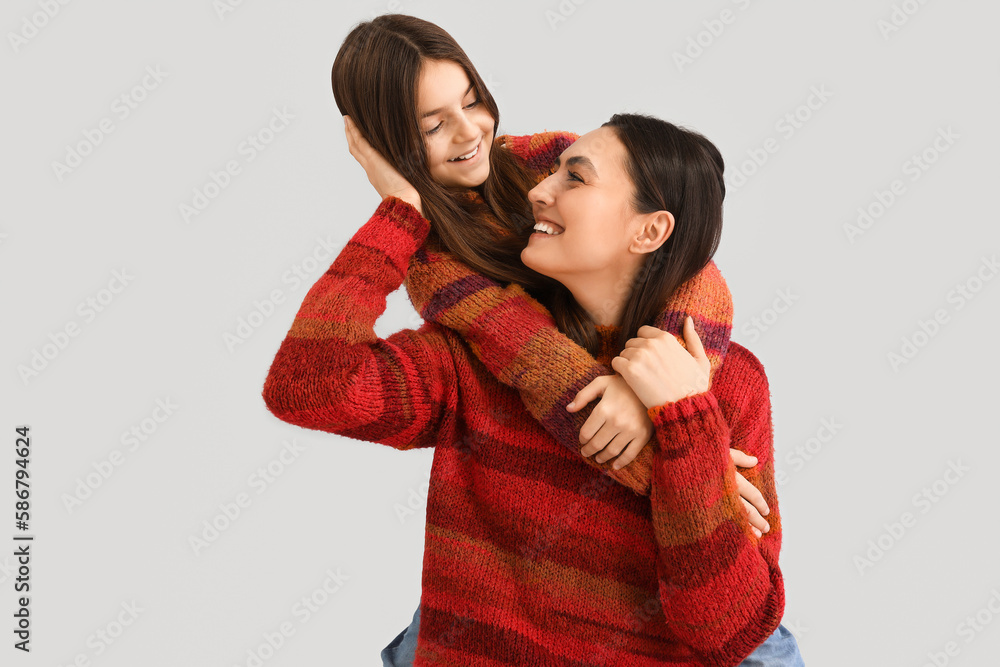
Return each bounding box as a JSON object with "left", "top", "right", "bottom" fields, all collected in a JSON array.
[
  {"left": 731, "top": 449, "right": 771, "bottom": 537},
  {"left": 566, "top": 374, "right": 655, "bottom": 470},
  {"left": 344, "top": 115, "right": 423, "bottom": 215},
  {"left": 611, "top": 317, "right": 710, "bottom": 410}
]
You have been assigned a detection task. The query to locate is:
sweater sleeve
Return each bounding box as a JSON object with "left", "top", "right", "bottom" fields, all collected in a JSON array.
[
  {"left": 262, "top": 196, "right": 461, "bottom": 451},
  {"left": 646, "top": 347, "right": 784, "bottom": 665},
  {"left": 406, "top": 253, "right": 653, "bottom": 493}
]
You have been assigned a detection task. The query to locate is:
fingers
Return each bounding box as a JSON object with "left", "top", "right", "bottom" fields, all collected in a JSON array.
[
  {"left": 729, "top": 448, "right": 759, "bottom": 468},
  {"left": 586, "top": 430, "right": 627, "bottom": 462},
  {"left": 578, "top": 411, "right": 604, "bottom": 445},
  {"left": 683, "top": 316, "right": 708, "bottom": 361},
  {"left": 741, "top": 497, "right": 769, "bottom": 537},
  {"left": 736, "top": 474, "right": 770, "bottom": 522},
  {"left": 567, "top": 376, "right": 609, "bottom": 413},
  {"left": 344, "top": 115, "right": 373, "bottom": 160},
  {"left": 611, "top": 438, "right": 646, "bottom": 470}
]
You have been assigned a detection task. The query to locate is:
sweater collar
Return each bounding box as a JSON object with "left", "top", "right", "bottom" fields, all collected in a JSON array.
[
  {"left": 594, "top": 324, "right": 622, "bottom": 367},
  {"left": 590, "top": 261, "right": 733, "bottom": 381}
]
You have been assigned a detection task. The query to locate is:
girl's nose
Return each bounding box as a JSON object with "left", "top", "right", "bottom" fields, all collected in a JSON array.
[{"left": 453, "top": 113, "right": 480, "bottom": 143}]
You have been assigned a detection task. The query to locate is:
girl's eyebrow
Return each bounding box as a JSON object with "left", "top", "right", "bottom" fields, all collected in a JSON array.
[{"left": 420, "top": 84, "right": 475, "bottom": 119}]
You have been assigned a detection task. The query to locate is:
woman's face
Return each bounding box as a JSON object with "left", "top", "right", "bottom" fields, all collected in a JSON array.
[
  {"left": 416, "top": 59, "right": 494, "bottom": 189},
  {"left": 521, "top": 126, "right": 648, "bottom": 285}
]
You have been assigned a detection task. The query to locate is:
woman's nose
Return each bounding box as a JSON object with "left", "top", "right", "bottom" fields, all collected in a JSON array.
[{"left": 528, "top": 174, "right": 555, "bottom": 206}]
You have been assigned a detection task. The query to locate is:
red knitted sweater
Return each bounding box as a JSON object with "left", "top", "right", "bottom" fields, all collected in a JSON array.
[{"left": 262, "top": 199, "right": 785, "bottom": 665}]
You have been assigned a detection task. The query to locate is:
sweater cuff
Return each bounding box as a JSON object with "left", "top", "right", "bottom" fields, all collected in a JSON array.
[
  {"left": 646, "top": 391, "right": 729, "bottom": 454},
  {"left": 376, "top": 196, "right": 431, "bottom": 248}
]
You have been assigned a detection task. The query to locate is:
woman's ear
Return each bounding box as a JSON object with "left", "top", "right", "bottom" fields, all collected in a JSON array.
[{"left": 629, "top": 210, "right": 674, "bottom": 255}]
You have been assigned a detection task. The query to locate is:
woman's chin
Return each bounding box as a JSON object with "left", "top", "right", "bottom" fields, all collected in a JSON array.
[{"left": 520, "top": 247, "right": 555, "bottom": 281}]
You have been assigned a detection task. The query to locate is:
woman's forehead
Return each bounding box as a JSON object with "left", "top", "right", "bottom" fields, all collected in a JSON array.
[{"left": 562, "top": 127, "right": 625, "bottom": 176}]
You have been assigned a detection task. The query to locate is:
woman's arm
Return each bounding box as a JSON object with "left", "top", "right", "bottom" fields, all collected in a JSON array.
[
  {"left": 646, "top": 345, "right": 784, "bottom": 664},
  {"left": 609, "top": 324, "right": 783, "bottom": 662},
  {"left": 262, "top": 196, "right": 461, "bottom": 451}
]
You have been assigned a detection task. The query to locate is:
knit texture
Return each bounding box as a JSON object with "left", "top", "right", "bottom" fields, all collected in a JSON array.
[
  {"left": 262, "top": 197, "right": 784, "bottom": 665},
  {"left": 405, "top": 131, "right": 733, "bottom": 497}
]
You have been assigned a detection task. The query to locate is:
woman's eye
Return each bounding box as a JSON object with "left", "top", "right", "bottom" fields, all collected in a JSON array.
[
  {"left": 425, "top": 122, "right": 443, "bottom": 136},
  {"left": 464, "top": 98, "right": 481, "bottom": 110},
  {"left": 568, "top": 171, "right": 583, "bottom": 183}
]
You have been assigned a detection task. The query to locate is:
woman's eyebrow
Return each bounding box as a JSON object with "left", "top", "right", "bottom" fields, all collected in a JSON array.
[
  {"left": 554, "top": 154, "right": 598, "bottom": 176},
  {"left": 420, "top": 84, "right": 475, "bottom": 119}
]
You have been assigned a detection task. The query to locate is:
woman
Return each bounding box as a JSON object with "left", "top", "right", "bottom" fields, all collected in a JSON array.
[
  {"left": 263, "top": 108, "right": 801, "bottom": 662},
  {"left": 318, "top": 14, "right": 801, "bottom": 665}
]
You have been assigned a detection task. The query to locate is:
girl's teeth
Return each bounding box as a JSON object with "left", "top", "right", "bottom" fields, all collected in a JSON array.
[{"left": 450, "top": 145, "right": 479, "bottom": 162}]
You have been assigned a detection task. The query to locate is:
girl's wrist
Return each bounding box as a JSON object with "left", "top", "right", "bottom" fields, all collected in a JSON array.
[{"left": 388, "top": 189, "right": 422, "bottom": 217}]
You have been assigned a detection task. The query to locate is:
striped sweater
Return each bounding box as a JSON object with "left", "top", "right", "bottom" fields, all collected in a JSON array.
[
  {"left": 262, "top": 200, "right": 785, "bottom": 664},
  {"left": 404, "top": 131, "right": 735, "bottom": 497}
]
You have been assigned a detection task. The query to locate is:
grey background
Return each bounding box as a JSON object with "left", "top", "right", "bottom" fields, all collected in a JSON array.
[{"left": 3, "top": 0, "right": 998, "bottom": 665}]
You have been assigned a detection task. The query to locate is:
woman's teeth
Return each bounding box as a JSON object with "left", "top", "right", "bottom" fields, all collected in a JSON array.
[
  {"left": 533, "top": 222, "right": 562, "bottom": 235},
  {"left": 448, "top": 144, "right": 479, "bottom": 162}
]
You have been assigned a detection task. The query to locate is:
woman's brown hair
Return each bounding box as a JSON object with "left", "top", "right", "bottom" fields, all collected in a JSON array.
[
  {"left": 330, "top": 14, "right": 543, "bottom": 287},
  {"left": 542, "top": 114, "right": 726, "bottom": 355}
]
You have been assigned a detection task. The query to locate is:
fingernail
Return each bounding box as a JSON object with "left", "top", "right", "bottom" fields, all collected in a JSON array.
[
  {"left": 752, "top": 527, "right": 761, "bottom": 537},
  {"left": 566, "top": 402, "right": 574, "bottom": 409}
]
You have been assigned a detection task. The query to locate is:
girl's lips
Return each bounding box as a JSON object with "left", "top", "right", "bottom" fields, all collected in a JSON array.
[{"left": 448, "top": 140, "right": 483, "bottom": 166}]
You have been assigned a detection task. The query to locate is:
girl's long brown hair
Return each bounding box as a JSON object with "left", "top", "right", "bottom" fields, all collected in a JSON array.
[{"left": 331, "top": 14, "right": 543, "bottom": 288}]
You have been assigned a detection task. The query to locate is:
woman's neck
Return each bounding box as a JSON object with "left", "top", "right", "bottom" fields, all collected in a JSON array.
[{"left": 566, "top": 277, "right": 631, "bottom": 327}]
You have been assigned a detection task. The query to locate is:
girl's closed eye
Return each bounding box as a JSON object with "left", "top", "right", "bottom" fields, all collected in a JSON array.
[
  {"left": 426, "top": 122, "right": 443, "bottom": 136},
  {"left": 567, "top": 171, "right": 584, "bottom": 183},
  {"left": 464, "top": 98, "right": 481, "bottom": 109}
]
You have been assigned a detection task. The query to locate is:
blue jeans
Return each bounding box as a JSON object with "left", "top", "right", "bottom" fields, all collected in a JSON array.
[{"left": 381, "top": 604, "right": 805, "bottom": 666}]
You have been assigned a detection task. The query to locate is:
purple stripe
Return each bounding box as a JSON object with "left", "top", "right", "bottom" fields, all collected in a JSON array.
[{"left": 419, "top": 274, "right": 498, "bottom": 322}]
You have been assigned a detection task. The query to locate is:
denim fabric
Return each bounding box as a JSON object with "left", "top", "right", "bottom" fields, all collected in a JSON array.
[
  {"left": 381, "top": 604, "right": 805, "bottom": 666},
  {"left": 380, "top": 605, "right": 421, "bottom": 667}
]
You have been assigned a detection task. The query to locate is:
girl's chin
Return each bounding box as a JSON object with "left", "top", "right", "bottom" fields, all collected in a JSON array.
[{"left": 441, "top": 166, "right": 489, "bottom": 190}]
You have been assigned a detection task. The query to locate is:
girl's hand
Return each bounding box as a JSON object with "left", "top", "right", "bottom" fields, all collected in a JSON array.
[
  {"left": 566, "top": 374, "right": 655, "bottom": 470},
  {"left": 731, "top": 449, "right": 771, "bottom": 537},
  {"left": 344, "top": 115, "right": 423, "bottom": 215},
  {"left": 611, "top": 317, "right": 710, "bottom": 410}
]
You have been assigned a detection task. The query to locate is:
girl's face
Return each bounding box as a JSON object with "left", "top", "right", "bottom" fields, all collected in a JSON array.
[
  {"left": 521, "top": 127, "right": 650, "bottom": 285},
  {"left": 416, "top": 59, "right": 494, "bottom": 189}
]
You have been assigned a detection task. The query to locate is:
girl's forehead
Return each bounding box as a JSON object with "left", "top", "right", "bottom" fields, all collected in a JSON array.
[{"left": 417, "top": 60, "right": 471, "bottom": 109}]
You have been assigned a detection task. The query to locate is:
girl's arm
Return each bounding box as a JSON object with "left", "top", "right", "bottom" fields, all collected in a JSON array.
[
  {"left": 262, "top": 196, "right": 461, "bottom": 451},
  {"left": 407, "top": 247, "right": 731, "bottom": 497},
  {"left": 404, "top": 131, "right": 732, "bottom": 497}
]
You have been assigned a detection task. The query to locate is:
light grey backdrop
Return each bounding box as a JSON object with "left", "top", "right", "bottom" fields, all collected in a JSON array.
[{"left": 3, "top": 0, "right": 999, "bottom": 665}]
